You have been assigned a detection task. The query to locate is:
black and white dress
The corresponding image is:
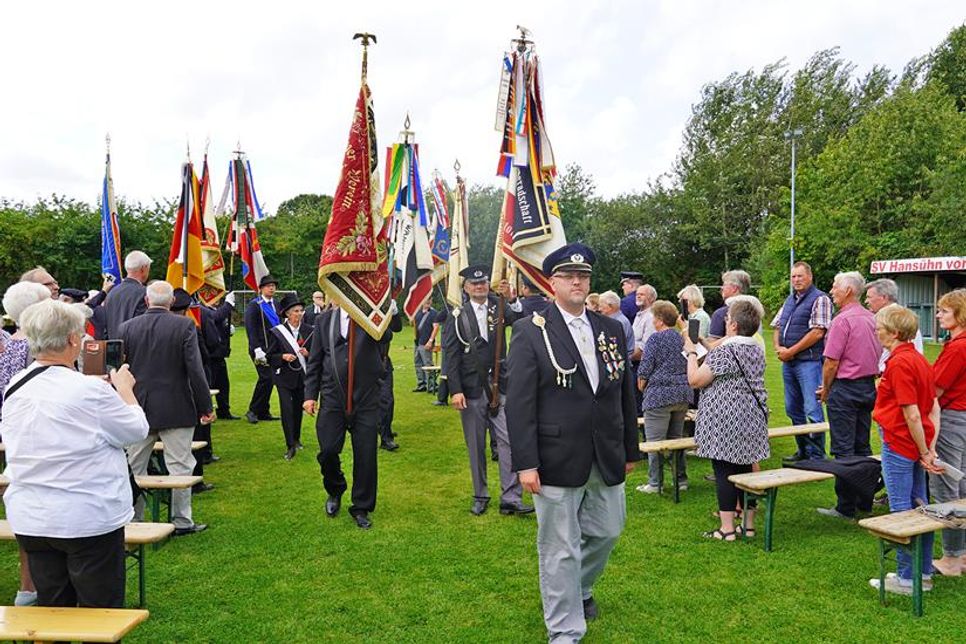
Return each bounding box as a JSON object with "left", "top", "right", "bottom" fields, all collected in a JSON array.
[{"left": 695, "top": 335, "right": 769, "bottom": 464}]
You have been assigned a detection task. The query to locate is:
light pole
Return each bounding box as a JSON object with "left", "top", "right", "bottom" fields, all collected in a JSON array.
[{"left": 784, "top": 128, "right": 803, "bottom": 295}]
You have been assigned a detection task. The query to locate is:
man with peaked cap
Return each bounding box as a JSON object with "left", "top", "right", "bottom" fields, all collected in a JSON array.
[
  {"left": 519, "top": 277, "right": 549, "bottom": 316},
  {"left": 506, "top": 243, "right": 641, "bottom": 643},
  {"left": 302, "top": 303, "right": 402, "bottom": 530},
  {"left": 266, "top": 292, "right": 314, "bottom": 461},
  {"left": 244, "top": 275, "right": 281, "bottom": 424},
  {"left": 442, "top": 264, "right": 530, "bottom": 516},
  {"left": 618, "top": 271, "right": 643, "bottom": 322}
]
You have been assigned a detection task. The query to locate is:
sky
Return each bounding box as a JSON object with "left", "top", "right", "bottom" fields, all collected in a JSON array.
[{"left": 1, "top": 1, "right": 963, "bottom": 211}]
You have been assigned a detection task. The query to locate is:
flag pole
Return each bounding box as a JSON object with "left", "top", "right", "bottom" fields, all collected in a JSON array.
[{"left": 182, "top": 141, "right": 191, "bottom": 290}]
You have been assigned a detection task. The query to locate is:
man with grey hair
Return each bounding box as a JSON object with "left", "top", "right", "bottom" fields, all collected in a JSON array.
[
  {"left": 120, "top": 280, "right": 213, "bottom": 536},
  {"left": 865, "top": 278, "right": 924, "bottom": 370},
  {"left": 708, "top": 270, "right": 751, "bottom": 340},
  {"left": 19, "top": 266, "right": 60, "bottom": 299},
  {"left": 103, "top": 251, "right": 152, "bottom": 339},
  {"left": 815, "top": 271, "right": 881, "bottom": 520},
  {"left": 598, "top": 291, "right": 634, "bottom": 360}
]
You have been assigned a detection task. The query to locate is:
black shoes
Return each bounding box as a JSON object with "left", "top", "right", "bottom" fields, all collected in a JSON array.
[
  {"left": 431, "top": 400, "right": 447, "bottom": 406},
  {"left": 582, "top": 596, "right": 598, "bottom": 621},
  {"left": 380, "top": 438, "right": 400, "bottom": 452},
  {"left": 284, "top": 447, "right": 296, "bottom": 461},
  {"left": 203, "top": 455, "right": 221, "bottom": 465},
  {"left": 782, "top": 452, "right": 805, "bottom": 464},
  {"left": 218, "top": 412, "right": 240, "bottom": 420},
  {"left": 499, "top": 502, "right": 535, "bottom": 516},
  {"left": 470, "top": 498, "right": 489, "bottom": 516},
  {"left": 412, "top": 385, "right": 427, "bottom": 392},
  {"left": 353, "top": 513, "right": 372, "bottom": 529},
  {"left": 259, "top": 415, "right": 280, "bottom": 421},
  {"left": 192, "top": 482, "right": 215, "bottom": 494},
  {"left": 491, "top": 451, "right": 499, "bottom": 462},
  {"left": 295, "top": 441, "right": 304, "bottom": 450},
  {"left": 174, "top": 523, "right": 208, "bottom": 536},
  {"left": 325, "top": 495, "right": 342, "bottom": 517},
  {"left": 245, "top": 411, "right": 259, "bottom": 424}
]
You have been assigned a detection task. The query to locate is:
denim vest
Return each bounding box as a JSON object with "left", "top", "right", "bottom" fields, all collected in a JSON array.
[{"left": 778, "top": 285, "right": 825, "bottom": 362}]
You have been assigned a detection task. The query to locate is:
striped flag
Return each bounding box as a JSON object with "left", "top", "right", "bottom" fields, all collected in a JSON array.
[
  {"left": 165, "top": 162, "right": 206, "bottom": 294},
  {"left": 100, "top": 147, "right": 122, "bottom": 284},
  {"left": 196, "top": 153, "right": 227, "bottom": 305},
  {"left": 224, "top": 155, "right": 270, "bottom": 292}
]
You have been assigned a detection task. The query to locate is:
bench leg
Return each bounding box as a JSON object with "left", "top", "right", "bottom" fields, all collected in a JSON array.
[
  {"left": 878, "top": 538, "right": 888, "bottom": 606},
  {"left": 656, "top": 451, "right": 665, "bottom": 496},
  {"left": 165, "top": 489, "right": 173, "bottom": 524},
  {"left": 670, "top": 451, "right": 681, "bottom": 504},
  {"left": 912, "top": 536, "right": 923, "bottom": 617},
  {"left": 763, "top": 489, "right": 777, "bottom": 552}
]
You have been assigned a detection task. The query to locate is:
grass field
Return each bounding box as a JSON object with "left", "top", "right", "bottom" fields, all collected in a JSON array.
[{"left": 0, "top": 334, "right": 957, "bottom": 642}]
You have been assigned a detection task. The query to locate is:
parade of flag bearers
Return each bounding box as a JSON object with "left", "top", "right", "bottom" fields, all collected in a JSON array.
[{"left": 2, "top": 5, "right": 966, "bottom": 641}]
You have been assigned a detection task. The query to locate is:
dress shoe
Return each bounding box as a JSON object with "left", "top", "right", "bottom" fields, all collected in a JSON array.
[
  {"left": 325, "top": 495, "right": 342, "bottom": 517},
  {"left": 203, "top": 455, "right": 221, "bottom": 465},
  {"left": 431, "top": 400, "right": 447, "bottom": 406},
  {"left": 284, "top": 447, "right": 296, "bottom": 461},
  {"left": 295, "top": 441, "right": 304, "bottom": 450},
  {"left": 782, "top": 452, "right": 805, "bottom": 464},
  {"left": 380, "top": 438, "right": 400, "bottom": 452},
  {"left": 470, "top": 498, "right": 489, "bottom": 516},
  {"left": 499, "top": 502, "right": 535, "bottom": 516},
  {"left": 491, "top": 451, "right": 499, "bottom": 462},
  {"left": 353, "top": 513, "right": 372, "bottom": 529},
  {"left": 258, "top": 415, "right": 280, "bottom": 421},
  {"left": 218, "top": 412, "right": 240, "bottom": 420},
  {"left": 192, "top": 482, "right": 215, "bottom": 494},
  {"left": 245, "top": 411, "right": 259, "bottom": 424},
  {"left": 816, "top": 507, "right": 855, "bottom": 521},
  {"left": 412, "top": 385, "right": 427, "bottom": 392},
  {"left": 174, "top": 523, "right": 208, "bottom": 536},
  {"left": 582, "top": 596, "right": 599, "bottom": 621}
]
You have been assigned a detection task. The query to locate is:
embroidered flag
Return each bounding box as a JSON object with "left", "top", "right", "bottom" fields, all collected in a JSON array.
[
  {"left": 445, "top": 172, "right": 470, "bottom": 308},
  {"left": 196, "top": 152, "right": 227, "bottom": 305},
  {"left": 317, "top": 48, "right": 392, "bottom": 340},
  {"left": 100, "top": 145, "right": 122, "bottom": 284},
  {"left": 165, "top": 162, "right": 206, "bottom": 294}
]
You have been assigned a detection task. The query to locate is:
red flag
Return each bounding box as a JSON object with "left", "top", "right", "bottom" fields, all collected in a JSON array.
[{"left": 166, "top": 163, "right": 206, "bottom": 294}]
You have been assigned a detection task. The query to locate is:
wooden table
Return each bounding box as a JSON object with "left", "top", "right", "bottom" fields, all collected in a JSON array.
[
  {"left": 0, "top": 520, "right": 174, "bottom": 608},
  {"left": 858, "top": 499, "right": 966, "bottom": 616},
  {"left": 635, "top": 422, "right": 830, "bottom": 503},
  {"left": 729, "top": 469, "right": 835, "bottom": 552},
  {"left": 135, "top": 475, "right": 203, "bottom": 524},
  {"left": 149, "top": 441, "right": 208, "bottom": 475},
  {"left": 0, "top": 605, "right": 149, "bottom": 643}
]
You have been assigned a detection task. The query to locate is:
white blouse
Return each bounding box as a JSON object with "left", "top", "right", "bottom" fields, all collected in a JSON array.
[{"left": 1, "top": 364, "right": 149, "bottom": 538}]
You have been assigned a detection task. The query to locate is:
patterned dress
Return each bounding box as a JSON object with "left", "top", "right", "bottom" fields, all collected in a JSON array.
[
  {"left": 0, "top": 336, "right": 31, "bottom": 415},
  {"left": 637, "top": 329, "right": 692, "bottom": 411},
  {"left": 695, "top": 336, "right": 769, "bottom": 464}
]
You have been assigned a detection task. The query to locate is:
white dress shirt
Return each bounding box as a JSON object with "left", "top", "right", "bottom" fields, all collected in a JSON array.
[
  {"left": 558, "top": 304, "right": 600, "bottom": 392},
  {"left": 1, "top": 364, "right": 149, "bottom": 538},
  {"left": 633, "top": 307, "right": 655, "bottom": 353},
  {"left": 468, "top": 298, "right": 522, "bottom": 343}
]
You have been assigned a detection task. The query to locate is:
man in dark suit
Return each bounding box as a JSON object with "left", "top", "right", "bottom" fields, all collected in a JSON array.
[
  {"left": 120, "top": 281, "right": 214, "bottom": 536},
  {"left": 619, "top": 271, "right": 643, "bottom": 323},
  {"left": 302, "top": 291, "right": 326, "bottom": 329},
  {"left": 519, "top": 277, "right": 549, "bottom": 316},
  {"left": 244, "top": 275, "right": 281, "bottom": 424},
  {"left": 443, "top": 264, "right": 529, "bottom": 517},
  {"left": 103, "top": 250, "right": 152, "bottom": 339},
  {"left": 302, "top": 304, "right": 402, "bottom": 529},
  {"left": 202, "top": 291, "right": 236, "bottom": 422},
  {"left": 506, "top": 243, "right": 641, "bottom": 642},
  {"left": 266, "top": 293, "right": 314, "bottom": 461}
]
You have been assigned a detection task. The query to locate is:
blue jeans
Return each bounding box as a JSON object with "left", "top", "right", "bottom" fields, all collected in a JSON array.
[
  {"left": 781, "top": 359, "right": 826, "bottom": 459},
  {"left": 881, "top": 443, "right": 934, "bottom": 581}
]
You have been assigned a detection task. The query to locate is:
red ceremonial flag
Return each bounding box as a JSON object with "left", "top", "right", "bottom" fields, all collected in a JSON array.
[
  {"left": 317, "top": 46, "right": 392, "bottom": 340},
  {"left": 166, "top": 162, "right": 206, "bottom": 294}
]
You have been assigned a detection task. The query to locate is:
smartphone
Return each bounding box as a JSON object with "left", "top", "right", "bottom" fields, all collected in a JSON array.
[
  {"left": 688, "top": 318, "right": 701, "bottom": 344},
  {"left": 82, "top": 339, "right": 124, "bottom": 375},
  {"left": 679, "top": 298, "right": 689, "bottom": 319}
]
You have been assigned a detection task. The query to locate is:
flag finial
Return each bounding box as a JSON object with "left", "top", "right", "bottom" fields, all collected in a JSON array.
[
  {"left": 105, "top": 133, "right": 111, "bottom": 156},
  {"left": 353, "top": 32, "right": 377, "bottom": 81},
  {"left": 205, "top": 136, "right": 210, "bottom": 156},
  {"left": 454, "top": 158, "right": 461, "bottom": 174},
  {"left": 513, "top": 25, "right": 533, "bottom": 53}
]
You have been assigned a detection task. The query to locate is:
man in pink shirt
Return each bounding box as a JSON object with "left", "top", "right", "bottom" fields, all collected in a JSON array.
[{"left": 816, "top": 271, "right": 882, "bottom": 519}]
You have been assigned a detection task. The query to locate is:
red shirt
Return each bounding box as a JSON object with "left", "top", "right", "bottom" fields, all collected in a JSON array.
[
  {"left": 933, "top": 333, "right": 966, "bottom": 410},
  {"left": 873, "top": 343, "right": 936, "bottom": 461}
]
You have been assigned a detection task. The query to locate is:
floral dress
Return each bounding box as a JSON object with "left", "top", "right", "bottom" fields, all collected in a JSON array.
[{"left": 0, "top": 337, "right": 31, "bottom": 415}]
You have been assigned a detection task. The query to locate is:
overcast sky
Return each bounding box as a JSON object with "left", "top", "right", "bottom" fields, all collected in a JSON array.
[{"left": 2, "top": 1, "right": 963, "bottom": 211}]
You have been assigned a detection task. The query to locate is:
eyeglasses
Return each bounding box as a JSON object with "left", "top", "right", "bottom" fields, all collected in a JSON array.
[
  {"left": 553, "top": 272, "right": 591, "bottom": 282},
  {"left": 43, "top": 280, "right": 58, "bottom": 287}
]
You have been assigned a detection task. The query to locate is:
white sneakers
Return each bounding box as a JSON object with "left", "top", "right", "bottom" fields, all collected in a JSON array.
[
  {"left": 868, "top": 572, "right": 933, "bottom": 595},
  {"left": 635, "top": 484, "right": 661, "bottom": 494},
  {"left": 14, "top": 590, "right": 37, "bottom": 606}
]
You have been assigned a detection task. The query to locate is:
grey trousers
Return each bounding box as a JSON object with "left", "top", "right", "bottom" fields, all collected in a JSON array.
[
  {"left": 459, "top": 394, "right": 522, "bottom": 505},
  {"left": 930, "top": 408, "right": 966, "bottom": 557},
  {"left": 127, "top": 426, "right": 196, "bottom": 529},
  {"left": 643, "top": 403, "right": 688, "bottom": 487},
  {"left": 414, "top": 346, "right": 433, "bottom": 385},
  {"left": 533, "top": 464, "right": 627, "bottom": 644}
]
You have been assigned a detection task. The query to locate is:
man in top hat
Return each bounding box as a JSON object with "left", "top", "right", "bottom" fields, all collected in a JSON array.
[
  {"left": 266, "top": 293, "right": 314, "bottom": 461},
  {"left": 302, "top": 303, "right": 402, "bottom": 530},
  {"left": 506, "top": 243, "right": 641, "bottom": 643},
  {"left": 442, "top": 264, "right": 530, "bottom": 516},
  {"left": 245, "top": 275, "right": 281, "bottom": 424},
  {"left": 618, "top": 271, "right": 643, "bottom": 323}
]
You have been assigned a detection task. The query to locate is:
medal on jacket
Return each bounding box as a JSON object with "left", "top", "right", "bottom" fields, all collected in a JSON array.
[
  {"left": 596, "top": 331, "right": 625, "bottom": 381},
  {"left": 452, "top": 307, "right": 471, "bottom": 353},
  {"left": 532, "top": 312, "right": 577, "bottom": 388}
]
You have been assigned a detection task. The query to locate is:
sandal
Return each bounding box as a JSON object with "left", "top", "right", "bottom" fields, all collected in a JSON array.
[
  {"left": 735, "top": 525, "right": 756, "bottom": 538},
  {"left": 702, "top": 529, "right": 736, "bottom": 541}
]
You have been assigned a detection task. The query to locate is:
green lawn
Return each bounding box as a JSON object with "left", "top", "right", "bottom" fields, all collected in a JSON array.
[{"left": 0, "top": 335, "right": 957, "bottom": 642}]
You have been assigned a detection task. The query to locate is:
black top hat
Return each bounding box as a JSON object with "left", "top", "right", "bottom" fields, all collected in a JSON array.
[
  {"left": 459, "top": 265, "right": 490, "bottom": 283},
  {"left": 541, "top": 243, "right": 596, "bottom": 277},
  {"left": 278, "top": 292, "right": 305, "bottom": 316},
  {"left": 259, "top": 274, "right": 279, "bottom": 288}
]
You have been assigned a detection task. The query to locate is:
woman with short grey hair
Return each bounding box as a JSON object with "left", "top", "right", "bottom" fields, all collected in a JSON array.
[
  {"left": 1, "top": 299, "right": 149, "bottom": 608},
  {"left": 677, "top": 284, "right": 710, "bottom": 339}
]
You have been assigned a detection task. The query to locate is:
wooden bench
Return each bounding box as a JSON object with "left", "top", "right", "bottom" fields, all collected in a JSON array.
[
  {"left": 0, "top": 605, "right": 149, "bottom": 643},
  {"left": 858, "top": 499, "right": 966, "bottom": 617},
  {"left": 149, "top": 440, "right": 208, "bottom": 475},
  {"left": 635, "top": 422, "right": 830, "bottom": 503},
  {"left": 728, "top": 469, "right": 835, "bottom": 552},
  {"left": 420, "top": 365, "right": 441, "bottom": 393},
  {"left": 135, "top": 475, "right": 203, "bottom": 524},
  {"left": 0, "top": 520, "right": 173, "bottom": 608}
]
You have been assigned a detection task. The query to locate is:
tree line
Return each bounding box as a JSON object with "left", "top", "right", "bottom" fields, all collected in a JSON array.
[{"left": 3, "top": 26, "right": 965, "bottom": 314}]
